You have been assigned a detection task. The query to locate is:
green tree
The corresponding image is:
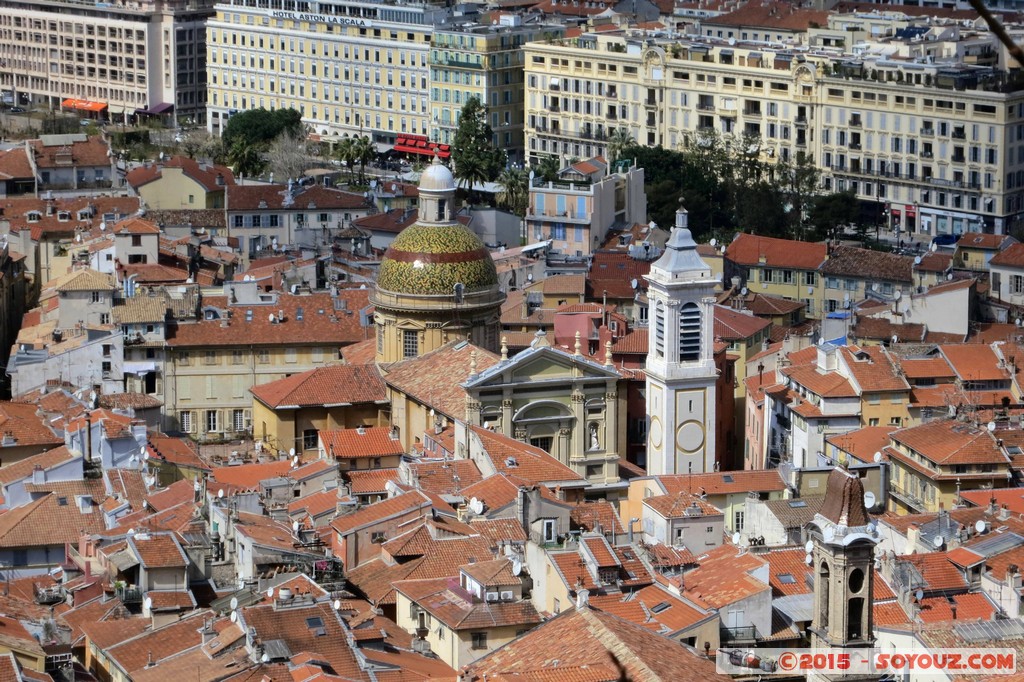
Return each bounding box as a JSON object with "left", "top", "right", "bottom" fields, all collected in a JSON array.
[
  {"left": 496, "top": 167, "right": 529, "bottom": 218},
  {"left": 335, "top": 137, "right": 357, "bottom": 181},
  {"left": 606, "top": 127, "right": 636, "bottom": 166},
  {"left": 228, "top": 138, "right": 265, "bottom": 178},
  {"left": 451, "top": 98, "right": 506, "bottom": 197},
  {"left": 351, "top": 135, "right": 376, "bottom": 184},
  {"left": 779, "top": 151, "right": 822, "bottom": 240},
  {"left": 535, "top": 155, "right": 561, "bottom": 183},
  {"left": 222, "top": 108, "right": 303, "bottom": 151},
  {"left": 809, "top": 190, "right": 859, "bottom": 242}
]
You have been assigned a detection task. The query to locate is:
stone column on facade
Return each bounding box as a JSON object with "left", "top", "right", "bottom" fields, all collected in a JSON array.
[
  {"left": 501, "top": 394, "right": 514, "bottom": 437},
  {"left": 604, "top": 382, "right": 618, "bottom": 456},
  {"left": 570, "top": 388, "right": 586, "bottom": 461}
]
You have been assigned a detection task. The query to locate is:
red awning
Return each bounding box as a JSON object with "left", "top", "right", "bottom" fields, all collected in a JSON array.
[
  {"left": 62, "top": 99, "right": 107, "bottom": 112},
  {"left": 393, "top": 141, "right": 450, "bottom": 159}
]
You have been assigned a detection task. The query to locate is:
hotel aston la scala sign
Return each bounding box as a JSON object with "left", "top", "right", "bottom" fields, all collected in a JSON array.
[{"left": 269, "top": 10, "right": 372, "bottom": 27}]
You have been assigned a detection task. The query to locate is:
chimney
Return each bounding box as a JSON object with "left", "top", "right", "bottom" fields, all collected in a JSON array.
[
  {"left": 1000, "top": 504, "right": 1011, "bottom": 521},
  {"left": 575, "top": 588, "right": 590, "bottom": 610}
]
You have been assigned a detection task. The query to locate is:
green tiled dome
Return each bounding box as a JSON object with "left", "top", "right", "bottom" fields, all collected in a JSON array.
[{"left": 376, "top": 224, "right": 499, "bottom": 295}]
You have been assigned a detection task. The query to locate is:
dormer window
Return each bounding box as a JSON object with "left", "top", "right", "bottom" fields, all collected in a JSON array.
[
  {"left": 78, "top": 210, "right": 93, "bottom": 220},
  {"left": 203, "top": 308, "right": 220, "bottom": 320},
  {"left": 57, "top": 211, "right": 71, "bottom": 222},
  {"left": 26, "top": 211, "right": 41, "bottom": 223}
]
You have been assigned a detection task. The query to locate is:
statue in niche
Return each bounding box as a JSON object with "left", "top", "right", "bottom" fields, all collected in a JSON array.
[{"left": 589, "top": 422, "right": 600, "bottom": 451}]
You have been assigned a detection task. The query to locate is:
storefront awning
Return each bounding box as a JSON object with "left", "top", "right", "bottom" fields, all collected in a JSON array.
[
  {"left": 62, "top": 99, "right": 107, "bottom": 112},
  {"left": 137, "top": 102, "right": 173, "bottom": 115},
  {"left": 393, "top": 135, "right": 450, "bottom": 158}
]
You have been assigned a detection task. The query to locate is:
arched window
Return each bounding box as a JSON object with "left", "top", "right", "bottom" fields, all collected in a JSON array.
[
  {"left": 654, "top": 301, "right": 665, "bottom": 358},
  {"left": 679, "top": 302, "right": 701, "bottom": 361}
]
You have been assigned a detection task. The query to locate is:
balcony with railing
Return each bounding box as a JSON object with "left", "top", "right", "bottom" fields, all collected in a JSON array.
[
  {"left": 34, "top": 585, "right": 65, "bottom": 605},
  {"left": 116, "top": 584, "right": 143, "bottom": 604},
  {"left": 721, "top": 625, "right": 761, "bottom": 644}
]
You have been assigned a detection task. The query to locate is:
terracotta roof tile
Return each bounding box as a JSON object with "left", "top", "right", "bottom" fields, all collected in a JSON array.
[
  {"left": 129, "top": 532, "right": 188, "bottom": 569},
  {"left": 704, "top": 1, "right": 830, "bottom": 31},
  {"left": 126, "top": 156, "right": 234, "bottom": 192},
  {"left": 918, "top": 592, "right": 996, "bottom": 623},
  {"left": 899, "top": 356, "right": 956, "bottom": 380},
  {"left": 820, "top": 246, "right": 913, "bottom": 283},
  {"left": 589, "top": 583, "right": 709, "bottom": 634},
  {"left": 467, "top": 518, "right": 528, "bottom": 547},
  {"left": 643, "top": 491, "right": 722, "bottom": 519},
  {"left": 989, "top": 243, "right": 1024, "bottom": 269},
  {"left": 227, "top": 184, "right": 368, "bottom": 212},
  {"left": 714, "top": 305, "right": 772, "bottom": 341},
  {"left": 321, "top": 427, "right": 405, "bottom": 459},
  {"left": 146, "top": 479, "right": 196, "bottom": 512},
  {"left": 940, "top": 344, "right": 1009, "bottom": 382},
  {"left": 167, "top": 290, "right": 370, "bottom": 348},
  {"left": 0, "top": 147, "right": 33, "bottom": 181},
  {"left": 840, "top": 346, "right": 910, "bottom": 392},
  {"left": 463, "top": 605, "right": 726, "bottom": 682},
  {"left": 657, "top": 470, "right": 786, "bottom": 496},
  {"left": 725, "top": 233, "right": 827, "bottom": 270},
  {"left": 570, "top": 500, "right": 625, "bottom": 536},
  {"left": 874, "top": 601, "right": 910, "bottom": 627},
  {"left": 393, "top": 577, "right": 541, "bottom": 630},
  {"left": 896, "top": 552, "right": 969, "bottom": 592},
  {"left": 146, "top": 436, "right": 209, "bottom": 471},
  {"left": 405, "top": 458, "right": 482, "bottom": 495},
  {"left": 781, "top": 363, "right": 858, "bottom": 398},
  {"left": 763, "top": 496, "right": 825, "bottom": 529},
  {"left": 209, "top": 460, "right": 292, "bottom": 491},
  {"left": 354, "top": 208, "right": 418, "bottom": 234},
  {"left": 0, "top": 491, "right": 104, "bottom": 546},
  {"left": 329, "top": 490, "right": 432, "bottom": 535},
  {"left": 610, "top": 328, "right": 647, "bottom": 355},
  {"left": 0, "top": 445, "right": 78, "bottom": 487},
  {"left": 891, "top": 420, "right": 1008, "bottom": 467},
  {"left": 852, "top": 317, "right": 925, "bottom": 344},
  {"left": 826, "top": 426, "right": 897, "bottom": 464},
  {"left": 764, "top": 548, "right": 813, "bottom": 597},
  {"left": 381, "top": 342, "right": 500, "bottom": 420},
  {"left": 541, "top": 274, "right": 586, "bottom": 296},
  {"left": 344, "top": 468, "right": 400, "bottom": 495},
  {"left": 472, "top": 427, "right": 584, "bottom": 485}
]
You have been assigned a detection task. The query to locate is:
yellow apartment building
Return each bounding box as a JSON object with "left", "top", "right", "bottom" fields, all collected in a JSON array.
[
  {"left": 163, "top": 285, "right": 372, "bottom": 442},
  {"left": 430, "top": 19, "right": 564, "bottom": 165},
  {"left": 723, "top": 234, "right": 827, "bottom": 316},
  {"left": 521, "top": 32, "right": 1024, "bottom": 236}
]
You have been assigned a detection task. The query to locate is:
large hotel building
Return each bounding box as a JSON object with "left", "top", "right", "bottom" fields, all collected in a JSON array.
[
  {"left": 205, "top": 0, "right": 561, "bottom": 164},
  {"left": 521, "top": 31, "right": 1024, "bottom": 236},
  {"left": 0, "top": 0, "right": 211, "bottom": 124}
]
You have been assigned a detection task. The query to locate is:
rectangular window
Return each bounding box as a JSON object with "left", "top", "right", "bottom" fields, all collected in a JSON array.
[
  {"left": 303, "top": 429, "right": 318, "bottom": 450},
  {"left": 204, "top": 351, "right": 217, "bottom": 365},
  {"left": 232, "top": 350, "right": 244, "bottom": 365},
  {"left": 285, "top": 348, "right": 298, "bottom": 363},
  {"left": 257, "top": 349, "right": 270, "bottom": 364},
  {"left": 403, "top": 330, "right": 418, "bottom": 358},
  {"left": 233, "top": 409, "right": 245, "bottom": 432},
  {"left": 91, "top": 291, "right": 101, "bottom": 303},
  {"left": 471, "top": 632, "right": 488, "bottom": 649},
  {"left": 205, "top": 410, "right": 219, "bottom": 433},
  {"left": 180, "top": 411, "right": 193, "bottom": 433},
  {"left": 1012, "top": 275, "right": 1024, "bottom": 295}
]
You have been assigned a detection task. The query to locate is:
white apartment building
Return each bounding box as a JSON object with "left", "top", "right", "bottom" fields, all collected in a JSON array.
[
  {"left": 205, "top": 0, "right": 443, "bottom": 143},
  {"left": 0, "top": 0, "right": 212, "bottom": 124},
  {"left": 522, "top": 32, "right": 1024, "bottom": 236}
]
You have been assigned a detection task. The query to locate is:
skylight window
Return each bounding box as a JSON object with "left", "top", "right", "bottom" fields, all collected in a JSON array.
[
  {"left": 651, "top": 602, "right": 671, "bottom": 614},
  {"left": 778, "top": 574, "right": 797, "bottom": 584}
]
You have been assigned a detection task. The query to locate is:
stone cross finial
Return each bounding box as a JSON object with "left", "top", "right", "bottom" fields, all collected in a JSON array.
[
  {"left": 574, "top": 331, "right": 582, "bottom": 357},
  {"left": 500, "top": 336, "right": 509, "bottom": 361}
]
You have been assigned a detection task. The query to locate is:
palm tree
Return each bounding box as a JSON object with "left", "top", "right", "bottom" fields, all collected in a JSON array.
[
  {"left": 228, "top": 138, "right": 264, "bottom": 178},
  {"left": 335, "top": 137, "right": 357, "bottom": 182},
  {"left": 454, "top": 154, "right": 489, "bottom": 204},
  {"left": 352, "top": 135, "right": 375, "bottom": 185},
  {"left": 536, "top": 155, "right": 560, "bottom": 184},
  {"left": 607, "top": 127, "right": 636, "bottom": 166},
  {"left": 497, "top": 167, "right": 529, "bottom": 217}
]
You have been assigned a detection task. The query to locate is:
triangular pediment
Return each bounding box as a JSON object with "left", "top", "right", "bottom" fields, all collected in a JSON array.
[{"left": 465, "top": 346, "right": 619, "bottom": 388}]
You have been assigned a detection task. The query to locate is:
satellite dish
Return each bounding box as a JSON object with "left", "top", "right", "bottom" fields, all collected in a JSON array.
[
  {"left": 391, "top": 183, "right": 397, "bottom": 192},
  {"left": 511, "top": 557, "right": 522, "bottom": 576},
  {"left": 334, "top": 599, "right": 342, "bottom": 610},
  {"left": 710, "top": 238, "right": 717, "bottom": 247},
  {"left": 292, "top": 455, "right": 299, "bottom": 467},
  {"left": 143, "top": 595, "right": 152, "bottom": 610},
  {"left": 1017, "top": 318, "right": 1023, "bottom": 328},
  {"left": 915, "top": 589, "right": 924, "bottom": 602},
  {"left": 217, "top": 489, "right": 225, "bottom": 499},
  {"left": 292, "top": 520, "right": 300, "bottom": 533},
  {"left": 804, "top": 540, "right": 814, "bottom": 553},
  {"left": 261, "top": 653, "right": 270, "bottom": 663},
  {"left": 874, "top": 451, "right": 884, "bottom": 463},
  {"left": 741, "top": 287, "right": 748, "bottom": 296},
  {"left": 143, "top": 451, "right": 150, "bottom": 460},
  {"left": 99, "top": 221, "right": 106, "bottom": 232},
  {"left": 267, "top": 587, "right": 275, "bottom": 598},
  {"left": 528, "top": 170, "right": 535, "bottom": 180},
  {"left": 289, "top": 447, "right": 296, "bottom": 457},
  {"left": 894, "top": 290, "right": 902, "bottom": 300},
  {"left": 194, "top": 481, "right": 201, "bottom": 492},
  {"left": 230, "top": 596, "right": 239, "bottom": 610},
  {"left": 988, "top": 421, "right": 997, "bottom": 432},
  {"left": 931, "top": 242, "right": 938, "bottom": 252},
  {"left": 269, "top": 313, "right": 276, "bottom": 323},
  {"left": 805, "top": 554, "right": 813, "bottom": 565},
  {"left": 914, "top": 256, "right": 922, "bottom": 266},
  {"left": 732, "top": 532, "right": 741, "bottom": 545},
  {"left": 947, "top": 273, "right": 954, "bottom": 281},
  {"left": 864, "top": 491, "right": 876, "bottom": 509},
  {"left": 469, "top": 497, "right": 484, "bottom": 515},
  {"left": 230, "top": 611, "right": 237, "bottom": 623},
  {"left": 630, "top": 278, "right": 639, "bottom": 290},
  {"left": 933, "top": 535, "right": 944, "bottom": 549}
]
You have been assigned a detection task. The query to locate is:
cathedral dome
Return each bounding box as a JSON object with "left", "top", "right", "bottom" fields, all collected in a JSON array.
[
  {"left": 375, "top": 223, "right": 499, "bottom": 295},
  {"left": 418, "top": 160, "right": 457, "bottom": 193}
]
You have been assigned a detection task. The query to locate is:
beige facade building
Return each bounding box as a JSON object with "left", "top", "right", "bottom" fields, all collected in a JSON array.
[
  {"left": 522, "top": 32, "right": 1024, "bottom": 235},
  {"left": 205, "top": 0, "right": 439, "bottom": 141},
  {"left": 0, "top": 0, "right": 212, "bottom": 123}
]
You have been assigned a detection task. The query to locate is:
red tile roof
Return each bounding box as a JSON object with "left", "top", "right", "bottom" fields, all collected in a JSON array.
[
  {"left": 582, "top": 535, "right": 619, "bottom": 569},
  {"left": 393, "top": 577, "right": 542, "bottom": 630},
  {"left": 0, "top": 491, "right": 105, "bottom": 546},
  {"left": 644, "top": 491, "right": 722, "bottom": 519},
  {"left": 344, "top": 468, "right": 400, "bottom": 496},
  {"left": 129, "top": 532, "right": 188, "bottom": 568},
  {"left": 329, "top": 490, "right": 433, "bottom": 535},
  {"left": 167, "top": 290, "right": 371, "bottom": 348},
  {"left": 589, "top": 583, "right": 709, "bottom": 634},
  {"left": 781, "top": 364, "right": 857, "bottom": 398},
  {"left": 714, "top": 305, "right": 771, "bottom": 341},
  {"left": 146, "top": 436, "right": 209, "bottom": 471},
  {"left": 462, "top": 605, "right": 724, "bottom": 682},
  {"left": 899, "top": 356, "right": 956, "bottom": 380},
  {"left": 321, "top": 427, "right": 405, "bottom": 459},
  {"left": 570, "top": 500, "right": 625, "bottom": 536},
  {"left": 381, "top": 342, "right": 500, "bottom": 420},
  {"left": 940, "top": 344, "right": 1009, "bottom": 382},
  {"left": 471, "top": 427, "right": 584, "bottom": 485},
  {"left": 0, "top": 147, "right": 33, "bottom": 181},
  {"left": 840, "top": 346, "right": 911, "bottom": 392},
  {"left": 820, "top": 246, "right": 914, "bottom": 283},
  {"left": 918, "top": 592, "right": 996, "bottom": 623},
  {"left": 765, "top": 548, "right": 813, "bottom": 597},
  {"left": 126, "top": 156, "right": 234, "bottom": 193},
  {"left": 658, "top": 470, "right": 786, "bottom": 496},
  {"left": 826, "top": 426, "right": 896, "bottom": 464},
  {"left": 989, "top": 243, "right": 1024, "bottom": 269},
  {"left": 404, "top": 458, "right": 483, "bottom": 495},
  {"left": 227, "top": 184, "right": 368, "bottom": 211},
  {"left": 704, "top": 1, "right": 830, "bottom": 31},
  {"left": 725, "top": 233, "right": 827, "bottom": 270},
  {"left": 31, "top": 135, "right": 110, "bottom": 169},
  {"left": 208, "top": 460, "right": 292, "bottom": 491},
  {"left": 891, "top": 420, "right": 1008, "bottom": 467},
  {"left": 0, "top": 445, "right": 78, "bottom": 488},
  {"left": 354, "top": 208, "right": 419, "bottom": 234}
]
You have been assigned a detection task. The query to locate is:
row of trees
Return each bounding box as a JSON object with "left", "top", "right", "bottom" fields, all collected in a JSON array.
[{"left": 618, "top": 130, "right": 858, "bottom": 243}]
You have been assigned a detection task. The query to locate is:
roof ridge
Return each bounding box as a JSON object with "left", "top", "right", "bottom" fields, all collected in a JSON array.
[{"left": 580, "top": 608, "right": 662, "bottom": 681}]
